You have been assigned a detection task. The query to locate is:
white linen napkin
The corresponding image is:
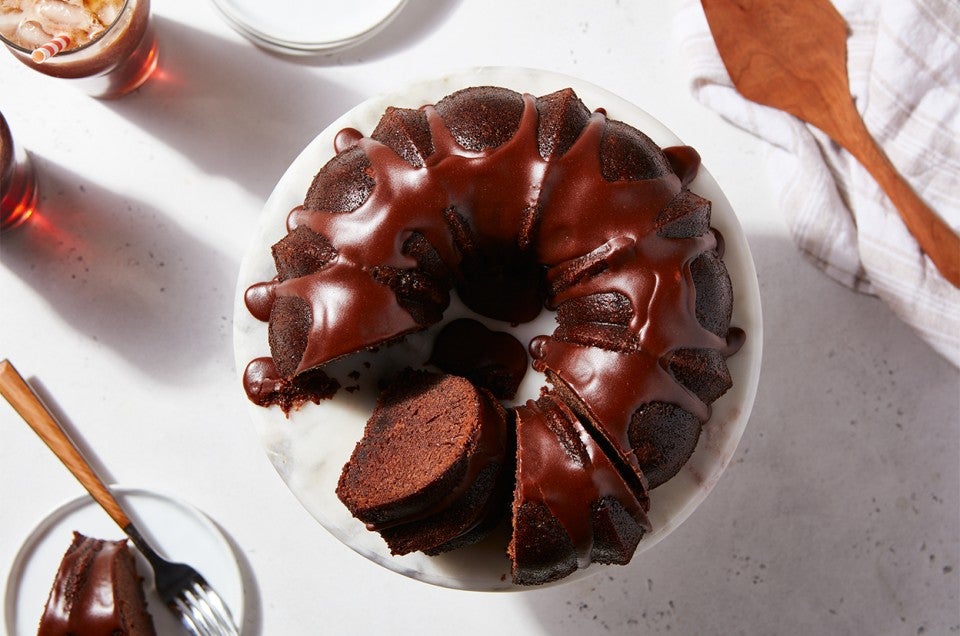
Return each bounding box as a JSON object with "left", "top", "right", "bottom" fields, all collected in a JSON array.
[{"left": 675, "top": 0, "right": 960, "bottom": 367}]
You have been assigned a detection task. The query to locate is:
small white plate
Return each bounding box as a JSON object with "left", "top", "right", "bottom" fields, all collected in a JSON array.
[
  {"left": 4, "top": 487, "right": 244, "bottom": 635},
  {"left": 209, "top": 0, "right": 408, "bottom": 54}
]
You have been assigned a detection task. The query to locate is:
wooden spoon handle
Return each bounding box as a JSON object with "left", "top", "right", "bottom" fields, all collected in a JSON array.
[
  {"left": 0, "top": 359, "right": 132, "bottom": 529},
  {"left": 838, "top": 112, "right": 960, "bottom": 287}
]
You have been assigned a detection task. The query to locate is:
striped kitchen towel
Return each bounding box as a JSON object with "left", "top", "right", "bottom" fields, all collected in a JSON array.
[{"left": 676, "top": 0, "right": 960, "bottom": 367}]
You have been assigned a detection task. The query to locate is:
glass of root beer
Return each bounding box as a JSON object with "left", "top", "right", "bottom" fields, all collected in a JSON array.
[
  {"left": 0, "top": 0, "right": 158, "bottom": 99},
  {"left": 0, "top": 112, "right": 38, "bottom": 232}
]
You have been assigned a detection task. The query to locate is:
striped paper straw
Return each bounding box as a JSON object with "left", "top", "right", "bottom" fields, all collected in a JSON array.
[{"left": 31, "top": 35, "right": 71, "bottom": 63}]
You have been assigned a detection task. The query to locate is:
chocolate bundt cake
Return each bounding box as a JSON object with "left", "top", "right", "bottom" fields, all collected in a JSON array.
[
  {"left": 38, "top": 532, "right": 156, "bottom": 636},
  {"left": 244, "top": 85, "right": 744, "bottom": 584},
  {"left": 336, "top": 370, "right": 510, "bottom": 556},
  {"left": 510, "top": 394, "right": 651, "bottom": 586}
]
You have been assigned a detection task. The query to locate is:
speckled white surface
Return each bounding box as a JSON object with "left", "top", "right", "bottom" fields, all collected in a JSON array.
[
  {"left": 1, "top": 1, "right": 957, "bottom": 634},
  {"left": 232, "top": 67, "right": 763, "bottom": 591}
]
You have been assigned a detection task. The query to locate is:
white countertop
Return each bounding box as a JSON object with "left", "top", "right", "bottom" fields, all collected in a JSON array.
[{"left": 1, "top": 1, "right": 957, "bottom": 634}]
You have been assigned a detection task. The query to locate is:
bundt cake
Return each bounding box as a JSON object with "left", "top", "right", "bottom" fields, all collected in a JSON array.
[
  {"left": 38, "top": 532, "right": 156, "bottom": 636},
  {"left": 243, "top": 85, "right": 744, "bottom": 584},
  {"left": 336, "top": 370, "right": 510, "bottom": 556}
]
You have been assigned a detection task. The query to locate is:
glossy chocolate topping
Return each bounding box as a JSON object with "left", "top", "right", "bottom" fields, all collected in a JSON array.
[{"left": 514, "top": 395, "right": 650, "bottom": 567}]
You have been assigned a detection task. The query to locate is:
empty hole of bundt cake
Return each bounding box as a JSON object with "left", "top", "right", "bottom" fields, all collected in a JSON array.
[
  {"left": 428, "top": 319, "right": 527, "bottom": 400},
  {"left": 456, "top": 252, "right": 545, "bottom": 324},
  {"left": 442, "top": 205, "right": 546, "bottom": 322},
  {"left": 628, "top": 401, "right": 701, "bottom": 489}
]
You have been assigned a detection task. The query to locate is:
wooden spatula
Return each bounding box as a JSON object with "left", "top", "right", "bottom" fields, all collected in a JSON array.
[{"left": 702, "top": 0, "right": 960, "bottom": 288}]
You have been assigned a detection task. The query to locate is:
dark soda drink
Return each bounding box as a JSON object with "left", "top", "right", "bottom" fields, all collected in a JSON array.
[{"left": 0, "top": 113, "right": 38, "bottom": 232}]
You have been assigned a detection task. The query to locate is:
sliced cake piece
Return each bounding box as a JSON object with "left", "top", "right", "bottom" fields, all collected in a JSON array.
[
  {"left": 336, "top": 370, "right": 508, "bottom": 555},
  {"left": 38, "top": 532, "right": 156, "bottom": 636},
  {"left": 509, "top": 395, "right": 651, "bottom": 586}
]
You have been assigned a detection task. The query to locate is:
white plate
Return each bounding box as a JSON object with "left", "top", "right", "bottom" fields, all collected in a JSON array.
[
  {"left": 4, "top": 487, "right": 244, "bottom": 635},
  {"left": 209, "top": 0, "right": 408, "bottom": 54},
  {"left": 233, "top": 67, "right": 763, "bottom": 591}
]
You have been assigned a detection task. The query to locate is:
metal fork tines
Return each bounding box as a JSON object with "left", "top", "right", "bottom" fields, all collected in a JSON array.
[{"left": 127, "top": 525, "right": 240, "bottom": 636}]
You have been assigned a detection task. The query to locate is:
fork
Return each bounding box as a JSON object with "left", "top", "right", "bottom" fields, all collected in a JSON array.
[{"left": 0, "top": 360, "right": 240, "bottom": 636}]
